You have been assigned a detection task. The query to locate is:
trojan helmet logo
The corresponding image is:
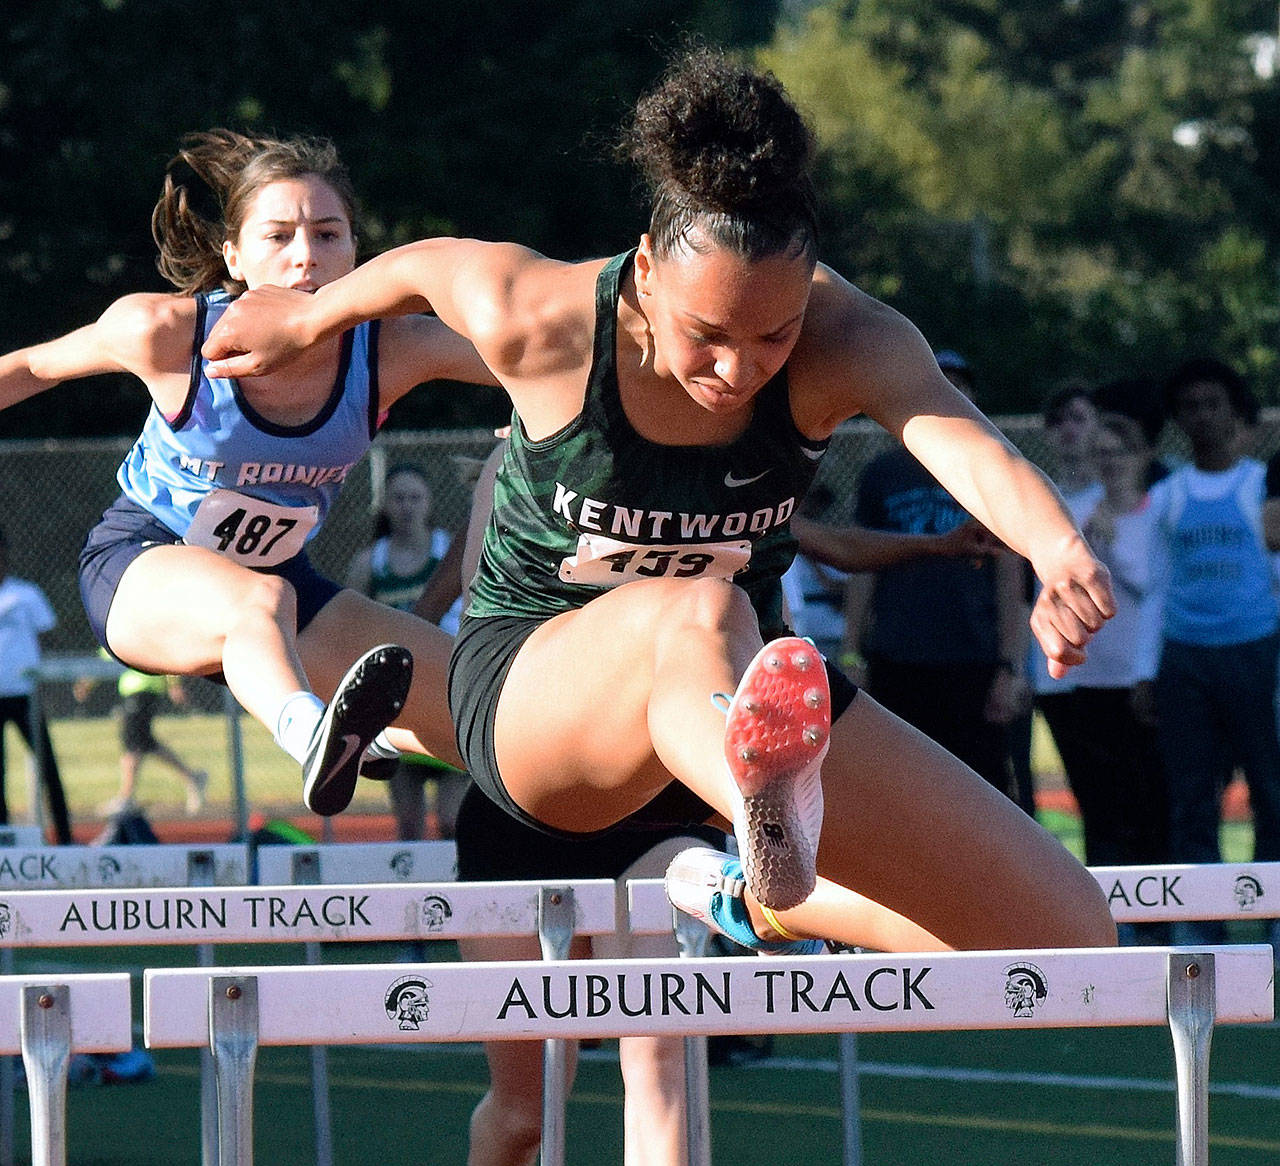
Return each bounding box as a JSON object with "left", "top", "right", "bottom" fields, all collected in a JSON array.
[
  {"left": 385, "top": 975, "right": 433, "bottom": 1030},
  {"left": 389, "top": 850, "right": 414, "bottom": 879},
  {"left": 421, "top": 895, "right": 453, "bottom": 932},
  {"left": 0, "top": 902, "right": 11, "bottom": 939},
  {"left": 1234, "top": 874, "right": 1264, "bottom": 911},
  {"left": 98, "top": 855, "right": 122, "bottom": 882},
  {"left": 1003, "top": 963, "right": 1048, "bottom": 1018}
]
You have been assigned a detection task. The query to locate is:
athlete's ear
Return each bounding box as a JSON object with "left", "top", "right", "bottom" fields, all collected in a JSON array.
[
  {"left": 222, "top": 238, "right": 243, "bottom": 283},
  {"left": 634, "top": 234, "right": 655, "bottom": 298}
]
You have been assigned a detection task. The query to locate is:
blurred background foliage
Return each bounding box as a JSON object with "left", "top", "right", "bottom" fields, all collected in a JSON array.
[{"left": 1, "top": 0, "right": 1278, "bottom": 433}]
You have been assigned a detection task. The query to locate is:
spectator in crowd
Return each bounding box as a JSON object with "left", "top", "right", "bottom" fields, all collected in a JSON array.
[
  {"left": 1135, "top": 357, "right": 1280, "bottom": 945},
  {"left": 1032, "top": 414, "right": 1169, "bottom": 939},
  {"left": 780, "top": 485, "right": 849, "bottom": 663},
  {"left": 0, "top": 525, "right": 73, "bottom": 843},
  {"left": 1092, "top": 375, "right": 1172, "bottom": 487},
  {"left": 843, "top": 350, "right": 1031, "bottom": 809},
  {"left": 346, "top": 462, "right": 469, "bottom": 840},
  {"left": 96, "top": 665, "right": 208, "bottom": 818},
  {"left": 1039, "top": 382, "right": 1104, "bottom": 511},
  {"left": 1014, "top": 383, "right": 1105, "bottom": 811}
]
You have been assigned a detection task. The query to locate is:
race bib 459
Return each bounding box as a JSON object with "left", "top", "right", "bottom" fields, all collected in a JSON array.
[{"left": 558, "top": 534, "right": 751, "bottom": 587}]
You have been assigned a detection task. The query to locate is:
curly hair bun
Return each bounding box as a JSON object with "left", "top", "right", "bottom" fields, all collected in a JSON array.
[{"left": 623, "top": 47, "right": 817, "bottom": 259}]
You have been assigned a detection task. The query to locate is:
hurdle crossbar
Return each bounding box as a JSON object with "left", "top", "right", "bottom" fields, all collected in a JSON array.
[
  {"left": 0, "top": 974, "right": 132, "bottom": 1166},
  {"left": 626, "top": 862, "right": 1280, "bottom": 937},
  {"left": 0, "top": 880, "right": 617, "bottom": 947},
  {"left": 254, "top": 841, "right": 458, "bottom": 886},
  {"left": 142, "top": 947, "right": 1272, "bottom": 1166},
  {"left": 0, "top": 844, "right": 249, "bottom": 892}
]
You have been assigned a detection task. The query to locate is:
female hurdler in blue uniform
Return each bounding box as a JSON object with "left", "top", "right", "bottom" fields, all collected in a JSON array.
[
  {"left": 204, "top": 54, "right": 1118, "bottom": 955},
  {"left": 0, "top": 131, "right": 495, "bottom": 816}
]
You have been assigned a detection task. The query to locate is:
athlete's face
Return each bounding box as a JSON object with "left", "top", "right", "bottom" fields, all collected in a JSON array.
[
  {"left": 222, "top": 175, "right": 357, "bottom": 293},
  {"left": 635, "top": 230, "right": 813, "bottom": 413}
]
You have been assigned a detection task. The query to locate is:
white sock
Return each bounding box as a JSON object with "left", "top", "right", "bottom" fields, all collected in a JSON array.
[
  {"left": 364, "top": 731, "right": 400, "bottom": 760},
  {"left": 273, "top": 692, "right": 325, "bottom": 763}
]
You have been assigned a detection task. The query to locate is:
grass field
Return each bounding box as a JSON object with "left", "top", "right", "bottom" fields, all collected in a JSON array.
[
  {"left": 2, "top": 710, "right": 1262, "bottom": 860},
  {"left": 2, "top": 711, "right": 1276, "bottom": 1164}
]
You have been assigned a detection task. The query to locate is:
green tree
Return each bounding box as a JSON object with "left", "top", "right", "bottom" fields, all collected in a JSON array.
[
  {"left": 0, "top": 0, "right": 777, "bottom": 436},
  {"left": 759, "top": 0, "right": 1280, "bottom": 411}
]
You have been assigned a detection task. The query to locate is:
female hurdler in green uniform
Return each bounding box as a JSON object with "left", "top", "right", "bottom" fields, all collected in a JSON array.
[{"left": 204, "top": 49, "right": 1117, "bottom": 954}]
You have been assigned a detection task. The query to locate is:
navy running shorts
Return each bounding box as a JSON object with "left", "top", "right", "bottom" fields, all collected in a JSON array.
[{"left": 79, "top": 494, "right": 341, "bottom": 666}]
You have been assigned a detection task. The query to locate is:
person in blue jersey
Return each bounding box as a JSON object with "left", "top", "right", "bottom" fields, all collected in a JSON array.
[
  {"left": 0, "top": 130, "right": 495, "bottom": 817},
  {"left": 203, "top": 51, "right": 1116, "bottom": 956},
  {"left": 1135, "top": 357, "right": 1280, "bottom": 945}
]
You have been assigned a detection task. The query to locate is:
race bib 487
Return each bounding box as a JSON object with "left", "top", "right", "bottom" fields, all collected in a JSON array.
[{"left": 184, "top": 489, "right": 318, "bottom": 567}]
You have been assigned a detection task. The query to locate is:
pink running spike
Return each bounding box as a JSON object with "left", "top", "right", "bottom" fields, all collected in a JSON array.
[{"left": 723, "top": 637, "right": 830, "bottom": 910}]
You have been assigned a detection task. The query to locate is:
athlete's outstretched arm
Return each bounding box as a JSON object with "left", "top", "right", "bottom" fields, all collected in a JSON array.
[
  {"left": 799, "top": 274, "right": 1113, "bottom": 676},
  {"left": 791, "top": 514, "right": 1002, "bottom": 573},
  {"left": 203, "top": 238, "right": 543, "bottom": 380},
  {"left": 0, "top": 294, "right": 193, "bottom": 413}
]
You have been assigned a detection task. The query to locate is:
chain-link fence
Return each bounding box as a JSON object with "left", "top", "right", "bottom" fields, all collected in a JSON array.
[{"left": 3, "top": 413, "right": 1277, "bottom": 715}]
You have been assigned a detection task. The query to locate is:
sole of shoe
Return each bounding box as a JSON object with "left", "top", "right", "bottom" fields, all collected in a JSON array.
[
  {"left": 303, "top": 645, "right": 414, "bottom": 816},
  {"left": 724, "top": 637, "right": 829, "bottom": 911}
]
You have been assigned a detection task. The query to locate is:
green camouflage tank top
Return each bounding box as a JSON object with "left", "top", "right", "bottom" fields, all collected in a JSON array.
[{"left": 466, "top": 250, "right": 828, "bottom": 638}]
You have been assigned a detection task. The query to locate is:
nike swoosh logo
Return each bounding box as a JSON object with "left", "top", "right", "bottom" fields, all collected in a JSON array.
[
  {"left": 327, "top": 733, "right": 364, "bottom": 778},
  {"left": 725, "top": 469, "right": 771, "bottom": 488}
]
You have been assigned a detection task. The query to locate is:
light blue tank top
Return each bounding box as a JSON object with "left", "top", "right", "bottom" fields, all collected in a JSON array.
[
  {"left": 1164, "top": 460, "right": 1278, "bottom": 645},
  {"left": 117, "top": 291, "right": 380, "bottom": 549}
]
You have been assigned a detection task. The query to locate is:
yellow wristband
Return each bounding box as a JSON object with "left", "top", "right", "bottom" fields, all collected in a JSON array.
[{"left": 759, "top": 904, "right": 807, "bottom": 943}]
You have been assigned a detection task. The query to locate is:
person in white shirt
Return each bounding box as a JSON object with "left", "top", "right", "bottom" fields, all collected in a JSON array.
[
  {"left": 0, "top": 526, "right": 73, "bottom": 842},
  {"left": 1031, "top": 415, "right": 1169, "bottom": 942}
]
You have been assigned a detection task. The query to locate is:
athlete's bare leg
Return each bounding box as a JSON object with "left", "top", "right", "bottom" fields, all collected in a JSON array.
[
  {"left": 105, "top": 545, "right": 309, "bottom": 728},
  {"left": 297, "top": 589, "right": 462, "bottom": 768},
  {"left": 492, "top": 577, "right": 1114, "bottom": 951},
  {"left": 459, "top": 934, "right": 587, "bottom": 1166}
]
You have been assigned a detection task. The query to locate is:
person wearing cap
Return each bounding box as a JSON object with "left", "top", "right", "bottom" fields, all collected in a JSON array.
[{"left": 843, "top": 350, "right": 1032, "bottom": 809}]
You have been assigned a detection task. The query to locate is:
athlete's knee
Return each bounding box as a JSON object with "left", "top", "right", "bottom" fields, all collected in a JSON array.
[
  {"left": 1045, "top": 867, "right": 1117, "bottom": 948},
  {"left": 235, "top": 572, "right": 297, "bottom": 628},
  {"left": 469, "top": 1088, "right": 542, "bottom": 1159},
  {"left": 657, "top": 576, "right": 755, "bottom": 635}
]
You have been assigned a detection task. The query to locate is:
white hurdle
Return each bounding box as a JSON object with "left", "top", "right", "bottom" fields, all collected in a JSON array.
[
  {"left": 0, "top": 844, "right": 248, "bottom": 1166},
  {"left": 629, "top": 862, "right": 1280, "bottom": 1166},
  {"left": 0, "top": 974, "right": 132, "bottom": 1166},
  {"left": 0, "top": 875, "right": 617, "bottom": 1166},
  {"left": 142, "top": 946, "right": 1274, "bottom": 1166}
]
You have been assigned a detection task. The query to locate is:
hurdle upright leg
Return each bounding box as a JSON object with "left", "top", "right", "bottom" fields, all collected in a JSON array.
[
  {"left": 538, "top": 887, "right": 575, "bottom": 1166},
  {"left": 1, "top": 948, "right": 14, "bottom": 1166},
  {"left": 672, "top": 908, "right": 712, "bottom": 1166},
  {"left": 19, "top": 986, "right": 70, "bottom": 1166},
  {"left": 837, "top": 1033, "right": 864, "bottom": 1166},
  {"left": 291, "top": 851, "right": 334, "bottom": 1166},
  {"left": 1167, "top": 952, "right": 1216, "bottom": 1166},
  {"left": 209, "top": 976, "right": 259, "bottom": 1166},
  {"left": 188, "top": 850, "right": 222, "bottom": 1166}
]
